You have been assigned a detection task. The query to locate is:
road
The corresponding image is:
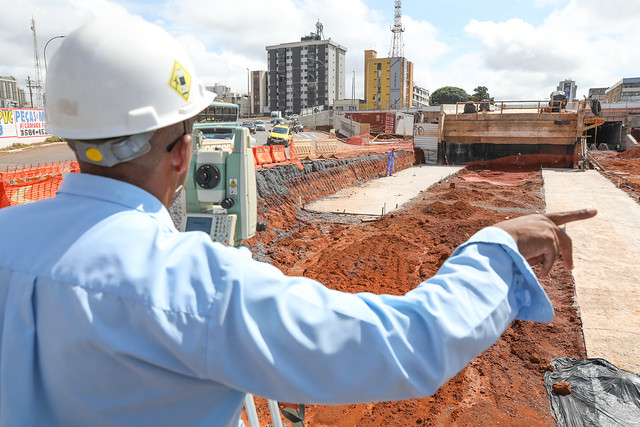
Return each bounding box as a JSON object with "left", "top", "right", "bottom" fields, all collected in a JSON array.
[
  {"left": 0, "top": 128, "right": 330, "bottom": 168},
  {"left": 0, "top": 142, "right": 75, "bottom": 167}
]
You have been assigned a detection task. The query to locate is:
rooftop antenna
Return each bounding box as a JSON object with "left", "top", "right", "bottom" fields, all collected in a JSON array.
[
  {"left": 30, "top": 16, "right": 43, "bottom": 108},
  {"left": 315, "top": 19, "right": 324, "bottom": 40},
  {"left": 389, "top": 0, "right": 405, "bottom": 58}
]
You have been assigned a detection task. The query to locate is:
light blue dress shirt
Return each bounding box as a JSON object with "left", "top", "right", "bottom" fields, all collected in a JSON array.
[{"left": 0, "top": 172, "right": 553, "bottom": 426}]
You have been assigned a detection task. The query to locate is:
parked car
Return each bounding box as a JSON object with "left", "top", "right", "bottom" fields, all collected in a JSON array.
[
  {"left": 267, "top": 125, "right": 293, "bottom": 147},
  {"left": 254, "top": 120, "right": 266, "bottom": 131},
  {"left": 241, "top": 121, "right": 256, "bottom": 134}
]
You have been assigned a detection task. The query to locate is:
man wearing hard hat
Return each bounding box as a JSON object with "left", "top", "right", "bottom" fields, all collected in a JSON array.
[{"left": 0, "top": 16, "right": 596, "bottom": 426}]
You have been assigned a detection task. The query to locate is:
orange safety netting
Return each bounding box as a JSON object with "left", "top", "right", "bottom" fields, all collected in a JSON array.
[{"left": 0, "top": 161, "right": 79, "bottom": 208}]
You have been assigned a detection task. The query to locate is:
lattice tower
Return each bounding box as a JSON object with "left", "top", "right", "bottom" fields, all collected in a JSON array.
[
  {"left": 389, "top": 0, "right": 405, "bottom": 58},
  {"left": 30, "top": 17, "right": 43, "bottom": 108}
]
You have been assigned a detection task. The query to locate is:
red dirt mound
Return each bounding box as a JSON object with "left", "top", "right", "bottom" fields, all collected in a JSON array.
[{"left": 246, "top": 166, "right": 586, "bottom": 426}]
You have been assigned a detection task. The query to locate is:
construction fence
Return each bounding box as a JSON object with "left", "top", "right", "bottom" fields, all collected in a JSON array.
[{"left": 0, "top": 161, "right": 79, "bottom": 208}]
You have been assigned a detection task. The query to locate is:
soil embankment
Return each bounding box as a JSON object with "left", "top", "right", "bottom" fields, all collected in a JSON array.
[{"left": 244, "top": 152, "right": 588, "bottom": 426}]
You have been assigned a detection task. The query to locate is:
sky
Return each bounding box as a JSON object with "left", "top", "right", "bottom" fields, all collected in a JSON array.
[{"left": 2, "top": 0, "right": 639, "bottom": 104}]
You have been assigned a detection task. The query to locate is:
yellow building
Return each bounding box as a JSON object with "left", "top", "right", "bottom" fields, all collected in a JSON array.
[{"left": 363, "top": 50, "right": 413, "bottom": 110}]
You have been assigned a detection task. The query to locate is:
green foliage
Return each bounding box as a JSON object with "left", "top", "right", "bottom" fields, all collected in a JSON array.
[
  {"left": 429, "top": 86, "right": 470, "bottom": 105},
  {"left": 471, "top": 86, "right": 494, "bottom": 102}
]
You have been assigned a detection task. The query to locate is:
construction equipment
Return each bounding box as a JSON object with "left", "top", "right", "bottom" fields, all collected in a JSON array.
[{"left": 181, "top": 125, "right": 261, "bottom": 247}]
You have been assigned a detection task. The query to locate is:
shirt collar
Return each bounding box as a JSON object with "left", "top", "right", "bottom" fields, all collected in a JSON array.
[{"left": 58, "top": 173, "right": 176, "bottom": 229}]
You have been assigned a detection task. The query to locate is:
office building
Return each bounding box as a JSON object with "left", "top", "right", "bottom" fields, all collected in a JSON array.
[
  {"left": 604, "top": 77, "right": 640, "bottom": 103},
  {"left": 266, "top": 21, "right": 346, "bottom": 115},
  {"left": 588, "top": 88, "right": 607, "bottom": 101},
  {"left": 413, "top": 85, "right": 430, "bottom": 107}
]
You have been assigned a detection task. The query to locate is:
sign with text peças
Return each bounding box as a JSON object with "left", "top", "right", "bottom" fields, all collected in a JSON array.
[{"left": 0, "top": 108, "right": 51, "bottom": 139}]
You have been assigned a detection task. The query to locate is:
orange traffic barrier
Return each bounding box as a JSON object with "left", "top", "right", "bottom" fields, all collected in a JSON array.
[
  {"left": 253, "top": 146, "right": 273, "bottom": 165},
  {"left": 291, "top": 139, "right": 312, "bottom": 159},
  {"left": 0, "top": 161, "right": 79, "bottom": 208},
  {"left": 288, "top": 141, "right": 304, "bottom": 171},
  {"left": 270, "top": 145, "right": 288, "bottom": 163},
  {"left": 252, "top": 147, "right": 259, "bottom": 167}
]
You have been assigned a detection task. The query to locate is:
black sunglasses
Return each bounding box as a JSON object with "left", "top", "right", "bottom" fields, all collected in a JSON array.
[{"left": 166, "top": 120, "right": 192, "bottom": 152}]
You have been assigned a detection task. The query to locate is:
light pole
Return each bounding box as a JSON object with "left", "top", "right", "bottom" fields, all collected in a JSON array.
[
  {"left": 246, "top": 68, "right": 250, "bottom": 117},
  {"left": 351, "top": 70, "right": 355, "bottom": 136},
  {"left": 44, "top": 35, "right": 65, "bottom": 71}
]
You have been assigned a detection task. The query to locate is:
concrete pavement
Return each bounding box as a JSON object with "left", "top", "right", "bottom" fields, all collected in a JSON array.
[
  {"left": 307, "top": 165, "right": 640, "bottom": 375},
  {"left": 304, "top": 165, "right": 464, "bottom": 217},
  {"left": 543, "top": 169, "right": 640, "bottom": 374}
]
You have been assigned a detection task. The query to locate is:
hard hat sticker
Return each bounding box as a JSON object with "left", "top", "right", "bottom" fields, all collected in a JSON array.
[{"left": 169, "top": 60, "right": 192, "bottom": 101}]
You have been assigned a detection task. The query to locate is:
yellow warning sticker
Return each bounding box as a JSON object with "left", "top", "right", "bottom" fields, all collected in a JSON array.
[
  {"left": 229, "top": 178, "right": 238, "bottom": 196},
  {"left": 168, "top": 60, "right": 192, "bottom": 101}
]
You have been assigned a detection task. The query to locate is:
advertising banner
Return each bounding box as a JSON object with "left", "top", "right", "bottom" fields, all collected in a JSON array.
[
  {"left": 563, "top": 82, "right": 572, "bottom": 101},
  {"left": 0, "top": 108, "right": 51, "bottom": 148}
]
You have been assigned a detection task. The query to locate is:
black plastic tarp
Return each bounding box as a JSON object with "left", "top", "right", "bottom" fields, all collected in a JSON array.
[{"left": 544, "top": 357, "right": 640, "bottom": 426}]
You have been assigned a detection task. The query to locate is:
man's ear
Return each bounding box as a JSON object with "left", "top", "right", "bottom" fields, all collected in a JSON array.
[{"left": 171, "top": 134, "right": 192, "bottom": 174}]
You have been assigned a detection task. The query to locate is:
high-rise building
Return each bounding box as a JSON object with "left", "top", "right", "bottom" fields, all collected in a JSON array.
[
  {"left": 557, "top": 79, "right": 577, "bottom": 102},
  {"left": 251, "top": 70, "right": 268, "bottom": 116},
  {"left": 363, "top": 50, "right": 413, "bottom": 110},
  {"left": 266, "top": 21, "right": 346, "bottom": 115},
  {"left": 0, "top": 76, "right": 26, "bottom": 107}
]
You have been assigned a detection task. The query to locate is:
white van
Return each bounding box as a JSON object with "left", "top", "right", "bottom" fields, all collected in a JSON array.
[{"left": 270, "top": 111, "right": 282, "bottom": 123}]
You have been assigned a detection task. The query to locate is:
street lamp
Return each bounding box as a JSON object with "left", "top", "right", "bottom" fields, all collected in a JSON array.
[
  {"left": 44, "top": 35, "right": 65, "bottom": 71},
  {"left": 351, "top": 70, "right": 355, "bottom": 136},
  {"left": 246, "top": 68, "right": 251, "bottom": 117}
]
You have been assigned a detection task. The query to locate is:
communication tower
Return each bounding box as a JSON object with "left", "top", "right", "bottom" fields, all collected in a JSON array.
[
  {"left": 30, "top": 16, "right": 44, "bottom": 108},
  {"left": 315, "top": 19, "right": 324, "bottom": 40},
  {"left": 389, "top": 0, "right": 405, "bottom": 58}
]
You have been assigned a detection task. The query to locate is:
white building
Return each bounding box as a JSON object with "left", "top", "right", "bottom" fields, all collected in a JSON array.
[{"left": 413, "top": 84, "right": 430, "bottom": 107}]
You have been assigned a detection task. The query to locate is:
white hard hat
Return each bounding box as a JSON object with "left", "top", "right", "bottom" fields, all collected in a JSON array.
[{"left": 45, "top": 16, "right": 214, "bottom": 143}]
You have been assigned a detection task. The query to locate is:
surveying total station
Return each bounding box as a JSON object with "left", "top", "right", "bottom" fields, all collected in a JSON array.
[{"left": 180, "top": 125, "right": 259, "bottom": 247}]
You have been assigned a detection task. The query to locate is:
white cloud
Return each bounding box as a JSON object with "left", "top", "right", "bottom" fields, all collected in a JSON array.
[
  {"left": 461, "top": 0, "right": 640, "bottom": 99},
  {"left": 2, "top": 0, "right": 638, "bottom": 104}
]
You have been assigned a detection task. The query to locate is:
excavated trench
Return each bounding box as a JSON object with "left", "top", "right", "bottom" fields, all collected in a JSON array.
[{"left": 169, "top": 147, "right": 640, "bottom": 425}]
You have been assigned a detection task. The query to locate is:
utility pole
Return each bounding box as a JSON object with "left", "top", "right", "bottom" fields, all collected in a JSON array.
[
  {"left": 26, "top": 76, "right": 34, "bottom": 108},
  {"left": 351, "top": 71, "right": 355, "bottom": 136}
]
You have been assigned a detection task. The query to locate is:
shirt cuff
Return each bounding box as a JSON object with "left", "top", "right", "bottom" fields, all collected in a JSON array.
[{"left": 455, "top": 227, "right": 555, "bottom": 323}]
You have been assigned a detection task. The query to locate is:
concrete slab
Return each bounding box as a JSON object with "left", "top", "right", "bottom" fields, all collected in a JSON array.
[
  {"left": 543, "top": 169, "right": 640, "bottom": 374},
  {"left": 304, "top": 165, "right": 464, "bottom": 216}
]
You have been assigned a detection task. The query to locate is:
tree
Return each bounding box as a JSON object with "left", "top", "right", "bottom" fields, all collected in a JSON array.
[
  {"left": 429, "top": 86, "right": 469, "bottom": 105},
  {"left": 471, "top": 86, "right": 493, "bottom": 102}
]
